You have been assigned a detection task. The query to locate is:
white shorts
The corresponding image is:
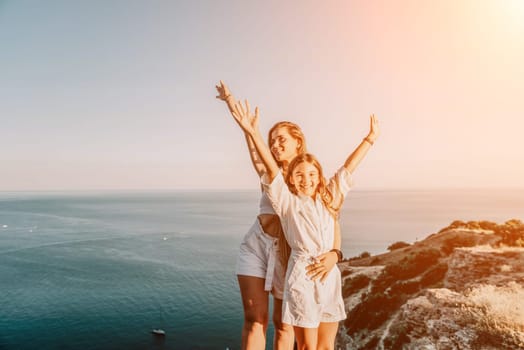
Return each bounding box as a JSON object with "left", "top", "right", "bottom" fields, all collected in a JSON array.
[
  {"left": 236, "top": 219, "right": 285, "bottom": 299},
  {"left": 283, "top": 256, "right": 346, "bottom": 327}
]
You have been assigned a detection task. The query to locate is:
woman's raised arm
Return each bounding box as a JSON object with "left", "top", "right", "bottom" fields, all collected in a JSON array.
[{"left": 216, "top": 80, "right": 267, "bottom": 177}]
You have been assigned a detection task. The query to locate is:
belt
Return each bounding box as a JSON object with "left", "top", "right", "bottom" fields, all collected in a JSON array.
[{"left": 264, "top": 238, "right": 278, "bottom": 292}]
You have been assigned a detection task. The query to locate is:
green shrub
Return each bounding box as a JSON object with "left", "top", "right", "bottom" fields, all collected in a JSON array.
[
  {"left": 466, "top": 221, "right": 481, "bottom": 229},
  {"left": 383, "top": 324, "right": 411, "bottom": 349},
  {"left": 387, "top": 241, "right": 411, "bottom": 251},
  {"left": 345, "top": 249, "right": 446, "bottom": 336},
  {"left": 441, "top": 234, "right": 477, "bottom": 255},
  {"left": 361, "top": 336, "right": 380, "bottom": 350},
  {"left": 342, "top": 274, "right": 371, "bottom": 298},
  {"left": 494, "top": 220, "right": 524, "bottom": 247},
  {"left": 389, "top": 280, "right": 420, "bottom": 295},
  {"left": 359, "top": 251, "right": 371, "bottom": 259},
  {"left": 390, "top": 280, "right": 420, "bottom": 295},
  {"left": 439, "top": 220, "right": 467, "bottom": 232},
  {"left": 383, "top": 249, "right": 441, "bottom": 281},
  {"left": 505, "top": 219, "right": 523, "bottom": 227},
  {"left": 341, "top": 269, "right": 352, "bottom": 278},
  {"left": 420, "top": 263, "right": 448, "bottom": 287},
  {"left": 345, "top": 292, "right": 403, "bottom": 333},
  {"left": 478, "top": 220, "right": 498, "bottom": 231},
  {"left": 439, "top": 219, "right": 501, "bottom": 233}
]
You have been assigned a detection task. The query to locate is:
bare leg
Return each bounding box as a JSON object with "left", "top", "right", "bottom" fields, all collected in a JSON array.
[
  {"left": 272, "top": 298, "right": 294, "bottom": 350},
  {"left": 293, "top": 326, "right": 318, "bottom": 350},
  {"left": 317, "top": 322, "right": 339, "bottom": 350},
  {"left": 238, "top": 275, "right": 269, "bottom": 350}
]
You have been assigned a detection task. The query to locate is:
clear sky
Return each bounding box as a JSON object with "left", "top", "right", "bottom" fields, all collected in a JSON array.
[{"left": 1, "top": 0, "right": 523, "bottom": 190}]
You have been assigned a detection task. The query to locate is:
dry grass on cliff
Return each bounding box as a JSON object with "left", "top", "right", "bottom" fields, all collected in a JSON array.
[
  {"left": 468, "top": 282, "right": 524, "bottom": 329},
  {"left": 339, "top": 220, "right": 524, "bottom": 349},
  {"left": 463, "top": 282, "right": 524, "bottom": 348}
]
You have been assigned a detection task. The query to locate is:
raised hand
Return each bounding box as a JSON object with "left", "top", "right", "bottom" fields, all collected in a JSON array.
[
  {"left": 232, "top": 99, "right": 259, "bottom": 135},
  {"left": 367, "top": 114, "right": 380, "bottom": 143},
  {"left": 232, "top": 99, "right": 279, "bottom": 180},
  {"left": 215, "top": 80, "right": 232, "bottom": 101}
]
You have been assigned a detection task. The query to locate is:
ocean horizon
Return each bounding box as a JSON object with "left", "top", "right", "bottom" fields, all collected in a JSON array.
[{"left": 1, "top": 188, "right": 523, "bottom": 349}]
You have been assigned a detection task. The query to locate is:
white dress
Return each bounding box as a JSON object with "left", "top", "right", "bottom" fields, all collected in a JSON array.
[{"left": 262, "top": 167, "right": 353, "bottom": 328}]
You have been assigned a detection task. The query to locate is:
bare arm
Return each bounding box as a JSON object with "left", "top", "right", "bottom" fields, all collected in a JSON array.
[
  {"left": 231, "top": 100, "right": 279, "bottom": 182},
  {"left": 244, "top": 135, "right": 266, "bottom": 177},
  {"left": 342, "top": 114, "right": 380, "bottom": 174},
  {"left": 307, "top": 116, "right": 380, "bottom": 281},
  {"left": 333, "top": 220, "right": 341, "bottom": 250},
  {"left": 216, "top": 80, "right": 266, "bottom": 177}
]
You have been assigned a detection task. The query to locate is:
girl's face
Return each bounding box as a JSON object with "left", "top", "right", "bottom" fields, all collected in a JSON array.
[
  {"left": 289, "top": 161, "right": 319, "bottom": 198},
  {"left": 270, "top": 127, "right": 301, "bottom": 163}
]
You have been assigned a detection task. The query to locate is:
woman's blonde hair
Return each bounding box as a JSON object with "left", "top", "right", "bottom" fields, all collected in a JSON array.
[
  {"left": 267, "top": 121, "right": 307, "bottom": 167},
  {"left": 284, "top": 153, "right": 342, "bottom": 218},
  {"left": 268, "top": 121, "right": 307, "bottom": 266}
]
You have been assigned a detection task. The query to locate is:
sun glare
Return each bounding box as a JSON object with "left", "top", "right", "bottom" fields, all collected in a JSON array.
[
  {"left": 479, "top": 0, "right": 524, "bottom": 34},
  {"left": 502, "top": 0, "right": 524, "bottom": 31}
]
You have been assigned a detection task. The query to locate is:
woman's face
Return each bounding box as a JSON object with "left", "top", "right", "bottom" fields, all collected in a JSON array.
[{"left": 270, "top": 127, "right": 301, "bottom": 163}]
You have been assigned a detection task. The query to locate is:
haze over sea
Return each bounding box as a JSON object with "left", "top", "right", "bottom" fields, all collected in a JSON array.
[{"left": 1, "top": 189, "right": 523, "bottom": 350}]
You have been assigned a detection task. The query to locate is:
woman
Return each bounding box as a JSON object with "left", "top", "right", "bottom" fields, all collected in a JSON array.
[
  {"left": 216, "top": 81, "right": 342, "bottom": 350},
  {"left": 230, "top": 99, "right": 379, "bottom": 349}
]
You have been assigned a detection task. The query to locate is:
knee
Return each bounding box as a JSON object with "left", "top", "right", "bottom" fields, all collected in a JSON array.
[
  {"left": 316, "top": 344, "right": 334, "bottom": 350},
  {"left": 296, "top": 343, "right": 316, "bottom": 350},
  {"left": 244, "top": 319, "right": 267, "bottom": 336},
  {"left": 316, "top": 337, "right": 335, "bottom": 350},
  {"left": 301, "top": 346, "right": 317, "bottom": 350},
  {"left": 272, "top": 313, "right": 293, "bottom": 334},
  {"left": 273, "top": 316, "right": 293, "bottom": 334},
  {"left": 244, "top": 309, "right": 269, "bottom": 331}
]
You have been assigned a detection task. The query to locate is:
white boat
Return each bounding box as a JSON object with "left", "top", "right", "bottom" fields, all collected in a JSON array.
[{"left": 152, "top": 329, "right": 166, "bottom": 336}]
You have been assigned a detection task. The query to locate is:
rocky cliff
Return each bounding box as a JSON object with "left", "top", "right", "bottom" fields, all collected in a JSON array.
[{"left": 336, "top": 220, "right": 524, "bottom": 350}]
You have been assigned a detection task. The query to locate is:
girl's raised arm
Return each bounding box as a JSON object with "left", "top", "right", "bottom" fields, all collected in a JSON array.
[
  {"left": 307, "top": 115, "right": 380, "bottom": 282},
  {"left": 230, "top": 100, "right": 280, "bottom": 182},
  {"left": 341, "top": 114, "right": 380, "bottom": 173},
  {"left": 216, "top": 80, "right": 267, "bottom": 177}
]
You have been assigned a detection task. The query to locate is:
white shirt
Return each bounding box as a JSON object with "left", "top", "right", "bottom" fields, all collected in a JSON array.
[{"left": 262, "top": 167, "right": 353, "bottom": 327}]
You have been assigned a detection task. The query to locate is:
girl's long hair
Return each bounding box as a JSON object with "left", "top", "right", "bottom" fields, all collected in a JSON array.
[
  {"left": 284, "top": 153, "right": 342, "bottom": 218},
  {"left": 267, "top": 121, "right": 306, "bottom": 267}
]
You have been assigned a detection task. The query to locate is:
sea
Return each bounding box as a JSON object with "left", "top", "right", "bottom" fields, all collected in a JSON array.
[{"left": 1, "top": 189, "right": 523, "bottom": 350}]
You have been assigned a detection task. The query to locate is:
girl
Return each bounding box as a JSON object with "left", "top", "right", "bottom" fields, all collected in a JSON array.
[
  {"left": 216, "top": 81, "right": 342, "bottom": 350},
  {"left": 230, "top": 99, "right": 379, "bottom": 350}
]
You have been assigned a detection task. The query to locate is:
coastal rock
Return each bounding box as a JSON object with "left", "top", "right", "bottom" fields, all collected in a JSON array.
[
  {"left": 337, "top": 220, "right": 524, "bottom": 350},
  {"left": 445, "top": 246, "right": 524, "bottom": 291}
]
